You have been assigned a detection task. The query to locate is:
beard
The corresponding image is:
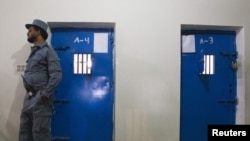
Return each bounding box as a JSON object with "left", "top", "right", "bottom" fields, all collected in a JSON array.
[{"left": 27, "top": 35, "right": 38, "bottom": 43}]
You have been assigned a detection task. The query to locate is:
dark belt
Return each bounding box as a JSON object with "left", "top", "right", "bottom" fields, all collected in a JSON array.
[{"left": 31, "top": 86, "right": 44, "bottom": 91}]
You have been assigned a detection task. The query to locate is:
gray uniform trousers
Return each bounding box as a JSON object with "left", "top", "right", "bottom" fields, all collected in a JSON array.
[{"left": 19, "top": 90, "right": 53, "bottom": 141}]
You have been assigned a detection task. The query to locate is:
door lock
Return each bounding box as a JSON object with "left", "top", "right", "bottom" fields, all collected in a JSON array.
[
  {"left": 231, "top": 61, "right": 238, "bottom": 70},
  {"left": 220, "top": 51, "right": 238, "bottom": 71}
]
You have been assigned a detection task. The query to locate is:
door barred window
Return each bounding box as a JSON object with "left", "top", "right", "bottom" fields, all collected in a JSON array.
[
  {"left": 201, "top": 55, "right": 215, "bottom": 75},
  {"left": 74, "top": 53, "right": 92, "bottom": 74}
]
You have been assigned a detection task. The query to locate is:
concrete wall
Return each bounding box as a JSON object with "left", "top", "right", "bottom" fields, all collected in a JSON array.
[{"left": 0, "top": 0, "right": 250, "bottom": 140}]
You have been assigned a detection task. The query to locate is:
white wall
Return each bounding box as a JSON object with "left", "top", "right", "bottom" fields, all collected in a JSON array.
[{"left": 0, "top": 0, "right": 250, "bottom": 141}]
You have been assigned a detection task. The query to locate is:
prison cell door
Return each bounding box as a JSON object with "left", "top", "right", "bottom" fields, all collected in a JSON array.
[
  {"left": 50, "top": 28, "right": 114, "bottom": 141},
  {"left": 180, "top": 30, "right": 237, "bottom": 141}
]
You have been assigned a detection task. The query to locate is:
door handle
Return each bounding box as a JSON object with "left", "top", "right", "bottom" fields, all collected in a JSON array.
[{"left": 52, "top": 99, "right": 69, "bottom": 115}]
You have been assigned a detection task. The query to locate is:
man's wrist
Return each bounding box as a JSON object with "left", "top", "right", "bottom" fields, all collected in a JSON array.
[{"left": 41, "top": 89, "right": 49, "bottom": 98}]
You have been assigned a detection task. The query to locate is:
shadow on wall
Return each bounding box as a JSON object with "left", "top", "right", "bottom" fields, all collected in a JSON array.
[{"left": 5, "top": 43, "right": 30, "bottom": 141}]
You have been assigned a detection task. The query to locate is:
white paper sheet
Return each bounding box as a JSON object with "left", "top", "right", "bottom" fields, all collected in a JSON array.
[
  {"left": 182, "top": 35, "right": 195, "bottom": 53},
  {"left": 94, "top": 33, "right": 108, "bottom": 53}
]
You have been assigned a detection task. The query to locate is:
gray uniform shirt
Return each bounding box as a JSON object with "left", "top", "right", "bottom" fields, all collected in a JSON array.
[{"left": 23, "top": 41, "right": 62, "bottom": 98}]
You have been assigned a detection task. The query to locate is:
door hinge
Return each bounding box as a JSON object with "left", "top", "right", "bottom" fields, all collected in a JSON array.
[
  {"left": 54, "top": 99, "right": 69, "bottom": 104},
  {"left": 54, "top": 46, "right": 71, "bottom": 51},
  {"left": 217, "top": 97, "right": 238, "bottom": 105},
  {"left": 51, "top": 137, "right": 70, "bottom": 141}
]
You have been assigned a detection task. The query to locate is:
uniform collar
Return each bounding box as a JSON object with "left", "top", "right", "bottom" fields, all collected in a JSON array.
[
  {"left": 31, "top": 41, "right": 48, "bottom": 50},
  {"left": 34, "top": 41, "right": 48, "bottom": 48}
]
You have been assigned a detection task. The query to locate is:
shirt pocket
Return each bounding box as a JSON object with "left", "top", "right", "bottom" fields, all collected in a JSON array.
[{"left": 29, "top": 54, "right": 45, "bottom": 70}]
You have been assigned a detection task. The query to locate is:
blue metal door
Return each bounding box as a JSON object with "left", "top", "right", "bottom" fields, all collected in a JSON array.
[
  {"left": 180, "top": 30, "right": 237, "bottom": 141},
  {"left": 50, "top": 28, "right": 114, "bottom": 141}
]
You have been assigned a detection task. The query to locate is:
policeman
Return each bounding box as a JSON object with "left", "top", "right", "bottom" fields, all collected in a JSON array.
[{"left": 18, "top": 19, "right": 62, "bottom": 141}]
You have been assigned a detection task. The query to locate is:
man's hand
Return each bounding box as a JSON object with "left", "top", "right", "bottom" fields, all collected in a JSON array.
[{"left": 40, "top": 95, "right": 48, "bottom": 102}]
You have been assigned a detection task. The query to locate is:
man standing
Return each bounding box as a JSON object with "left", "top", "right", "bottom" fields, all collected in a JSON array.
[{"left": 19, "top": 19, "right": 62, "bottom": 141}]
